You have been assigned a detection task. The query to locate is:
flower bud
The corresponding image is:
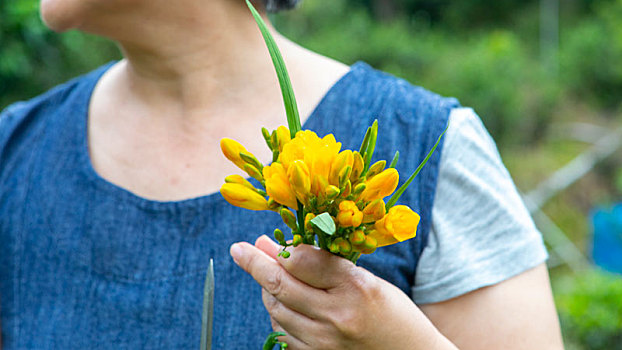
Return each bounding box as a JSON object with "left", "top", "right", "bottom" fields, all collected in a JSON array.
[
  {"left": 329, "top": 150, "right": 354, "bottom": 185},
  {"left": 366, "top": 160, "right": 386, "bottom": 179},
  {"left": 338, "top": 165, "right": 352, "bottom": 188},
  {"left": 304, "top": 213, "right": 316, "bottom": 231},
  {"left": 280, "top": 208, "right": 298, "bottom": 230},
  {"left": 292, "top": 234, "right": 303, "bottom": 247},
  {"left": 275, "top": 125, "right": 291, "bottom": 152},
  {"left": 361, "top": 235, "right": 377, "bottom": 254},
  {"left": 279, "top": 250, "right": 291, "bottom": 259},
  {"left": 352, "top": 183, "right": 366, "bottom": 195},
  {"left": 329, "top": 241, "right": 340, "bottom": 254},
  {"left": 274, "top": 228, "right": 285, "bottom": 244},
  {"left": 362, "top": 199, "right": 386, "bottom": 223},
  {"left": 243, "top": 163, "right": 264, "bottom": 182},
  {"left": 225, "top": 174, "right": 254, "bottom": 188},
  {"left": 350, "top": 229, "right": 366, "bottom": 246},
  {"left": 287, "top": 160, "right": 311, "bottom": 204},
  {"left": 360, "top": 168, "right": 399, "bottom": 202},
  {"left": 340, "top": 180, "right": 352, "bottom": 198},
  {"left": 240, "top": 151, "right": 263, "bottom": 172},
  {"left": 350, "top": 151, "right": 364, "bottom": 181},
  {"left": 220, "top": 183, "right": 269, "bottom": 211},
  {"left": 336, "top": 200, "right": 363, "bottom": 227},
  {"left": 261, "top": 127, "right": 273, "bottom": 150},
  {"left": 325, "top": 185, "right": 341, "bottom": 199},
  {"left": 337, "top": 238, "right": 352, "bottom": 255},
  {"left": 221, "top": 138, "right": 252, "bottom": 170}
]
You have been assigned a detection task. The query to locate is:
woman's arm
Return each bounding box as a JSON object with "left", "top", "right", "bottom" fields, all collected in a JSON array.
[
  {"left": 420, "top": 263, "right": 564, "bottom": 349},
  {"left": 232, "top": 236, "right": 564, "bottom": 350}
]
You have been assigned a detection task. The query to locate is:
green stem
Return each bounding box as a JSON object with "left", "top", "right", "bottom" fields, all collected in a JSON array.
[
  {"left": 348, "top": 252, "right": 361, "bottom": 264},
  {"left": 295, "top": 202, "right": 308, "bottom": 243}
]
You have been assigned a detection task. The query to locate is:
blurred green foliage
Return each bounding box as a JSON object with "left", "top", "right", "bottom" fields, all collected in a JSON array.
[
  {"left": 560, "top": 0, "right": 622, "bottom": 109},
  {"left": 555, "top": 269, "right": 622, "bottom": 350},
  {"left": 2, "top": 0, "right": 621, "bottom": 146},
  {"left": 272, "top": 0, "right": 622, "bottom": 145},
  {"left": 0, "top": 0, "right": 119, "bottom": 108}
]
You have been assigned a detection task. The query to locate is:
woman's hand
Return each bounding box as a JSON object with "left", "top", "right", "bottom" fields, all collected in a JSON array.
[{"left": 230, "top": 235, "right": 457, "bottom": 350}]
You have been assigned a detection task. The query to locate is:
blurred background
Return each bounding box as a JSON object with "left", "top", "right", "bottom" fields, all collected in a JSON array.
[{"left": 1, "top": 0, "right": 621, "bottom": 348}]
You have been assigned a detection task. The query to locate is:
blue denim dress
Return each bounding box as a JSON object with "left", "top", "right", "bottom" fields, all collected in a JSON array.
[{"left": 0, "top": 62, "right": 458, "bottom": 349}]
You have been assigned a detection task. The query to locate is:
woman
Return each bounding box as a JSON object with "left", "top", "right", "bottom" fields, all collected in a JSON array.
[{"left": 0, "top": 0, "right": 564, "bottom": 348}]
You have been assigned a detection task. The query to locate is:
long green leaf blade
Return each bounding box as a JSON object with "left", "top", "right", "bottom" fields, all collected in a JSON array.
[
  {"left": 200, "top": 259, "right": 214, "bottom": 350},
  {"left": 246, "top": 0, "right": 301, "bottom": 138},
  {"left": 386, "top": 123, "right": 449, "bottom": 209}
]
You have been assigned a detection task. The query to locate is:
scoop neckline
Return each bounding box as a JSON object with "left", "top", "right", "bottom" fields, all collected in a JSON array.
[{"left": 77, "top": 61, "right": 369, "bottom": 211}]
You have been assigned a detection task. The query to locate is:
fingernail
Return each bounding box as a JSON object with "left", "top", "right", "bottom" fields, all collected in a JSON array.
[{"left": 230, "top": 243, "right": 243, "bottom": 264}]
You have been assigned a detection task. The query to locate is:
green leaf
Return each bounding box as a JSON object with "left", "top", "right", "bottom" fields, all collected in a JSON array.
[
  {"left": 389, "top": 151, "right": 400, "bottom": 168},
  {"left": 246, "top": 0, "right": 301, "bottom": 138},
  {"left": 386, "top": 123, "right": 449, "bottom": 209},
  {"left": 200, "top": 259, "right": 214, "bottom": 350},
  {"left": 310, "top": 212, "right": 336, "bottom": 236}
]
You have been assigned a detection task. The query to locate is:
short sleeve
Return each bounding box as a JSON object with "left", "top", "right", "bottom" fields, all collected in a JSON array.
[{"left": 412, "top": 108, "right": 548, "bottom": 304}]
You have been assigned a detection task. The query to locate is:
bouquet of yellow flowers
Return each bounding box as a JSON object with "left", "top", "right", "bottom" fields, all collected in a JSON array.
[
  {"left": 201, "top": 2, "right": 446, "bottom": 349},
  {"left": 220, "top": 121, "right": 425, "bottom": 262}
]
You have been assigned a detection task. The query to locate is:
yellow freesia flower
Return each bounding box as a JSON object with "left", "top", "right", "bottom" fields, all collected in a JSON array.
[
  {"left": 368, "top": 205, "right": 420, "bottom": 247},
  {"left": 280, "top": 130, "right": 341, "bottom": 196},
  {"left": 287, "top": 160, "right": 311, "bottom": 204},
  {"left": 263, "top": 163, "right": 298, "bottom": 209},
  {"left": 220, "top": 183, "right": 269, "bottom": 211},
  {"left": 336, "top": 200, "right": 363, "bottom": 227},
  {"left": 329, "top": 150, "right": 353, "bottom": 186},
  {"left": 220, "top": 138, "right": 251, "bottom": 170},
  {"left": 359, "top": 168, "right": 399, "bottom": 202},
  {"left": 275, "top": 125, "right": 291, "bottom": 152},
  {"left": 224, "top": 174, "right": 254, "bottom": 189}
]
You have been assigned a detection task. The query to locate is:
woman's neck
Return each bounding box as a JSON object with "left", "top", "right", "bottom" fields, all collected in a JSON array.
[{"left": 85, "top": 0, "right": 290, "bottom": 119}]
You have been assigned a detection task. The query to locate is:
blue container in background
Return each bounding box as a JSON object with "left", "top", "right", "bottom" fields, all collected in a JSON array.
[{"left": 592, "top": 202, "right": 622, "bottom": 274}]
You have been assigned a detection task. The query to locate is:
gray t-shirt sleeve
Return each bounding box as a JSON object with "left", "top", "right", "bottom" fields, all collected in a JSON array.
[{"left": 412, "top": 107, "right": 548, "bottom": 305}]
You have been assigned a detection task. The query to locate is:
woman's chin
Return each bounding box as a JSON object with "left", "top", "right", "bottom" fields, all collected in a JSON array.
[{"left": 39, "top": 0, "right": 82, "bottom": 32}]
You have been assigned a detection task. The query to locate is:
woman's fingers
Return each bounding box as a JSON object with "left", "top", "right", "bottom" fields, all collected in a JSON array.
[
  {"left": 262, "top": 290, "right": 320, "bottom": 348},
  {"left": 254, "top": 235, "right": 359, "bottom": 290},
  {"left": 230, "top": 241, "right": 327, "bottom": 318},
  {"left": 269, "top": 319, "right": 311, "bottom": 350}
]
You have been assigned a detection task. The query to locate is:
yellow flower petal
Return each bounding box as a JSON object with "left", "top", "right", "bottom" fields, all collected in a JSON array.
[
  {"left": 220, "top": 183, "right": 269, "bottom": 211},
  {"left": 336, "top": 200, "right": 363, "bottom": 227},
  {"left": 373, "top": 205, "right": 420, "bottom": 245},
  {"left": 263, "top": 163, "right": 298, "bottom": 209},
  {"left": 360, "top": 168, "right": 399, "bottom": 201}
]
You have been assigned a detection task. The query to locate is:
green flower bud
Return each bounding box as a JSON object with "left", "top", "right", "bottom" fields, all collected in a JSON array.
[
  {"left": 292, "top": 234, "right": 303, "bottom": 247},
  {"left": 274, "top": 228, "right": 285, "bottom": 244},
  {"left": 280, "top": 208, "right": 298, "bottom": 230}
]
